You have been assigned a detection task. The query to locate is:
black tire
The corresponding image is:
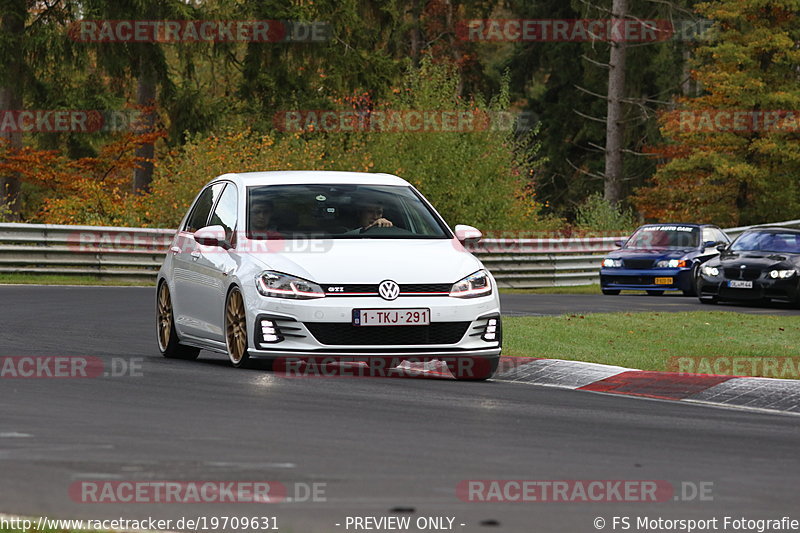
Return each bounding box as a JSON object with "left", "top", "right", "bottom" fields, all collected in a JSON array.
[
  {"left": 601, "top": 289, "right": 621, "bottom": 295},
  {"left": 446, "top": 357, "right": 499, "bottom": 381},
  {"left": 646, "top": 290, "right": 664, "bottom": 296},
  {"left": 683, "top": 264, "right": 699, "bottom": 296},
  {"left": 156, "top": 282, "right": 200, "bottom": 360},
  {"left": 225, "top": 286, "right": 251, "bottom": 368}
]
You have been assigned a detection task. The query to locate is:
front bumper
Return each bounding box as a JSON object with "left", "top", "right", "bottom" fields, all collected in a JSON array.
[
  {"left": 698, "top": 276, "right": 800, "bottom": 303},
  {"left": 600, "top": 267, "right": 694, "bottom": 292},
  {"left": 243, "top": 291, "right": 502, "bottom": 358}
]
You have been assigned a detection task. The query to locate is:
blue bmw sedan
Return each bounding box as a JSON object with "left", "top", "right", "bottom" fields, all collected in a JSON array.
[{"left": 600, "top": 224, "right": 730, "bottom": 296}]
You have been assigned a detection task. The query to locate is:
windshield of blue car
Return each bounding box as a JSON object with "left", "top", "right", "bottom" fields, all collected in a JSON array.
[
  {"left": 731, "top": 231, "right": 800, "bottom": 254},
  {"left": 246, "top": 184, "right": 451, "bottom": 239},
  {"left": 624, "top": 226, "right": 700, "bottom": 249}
]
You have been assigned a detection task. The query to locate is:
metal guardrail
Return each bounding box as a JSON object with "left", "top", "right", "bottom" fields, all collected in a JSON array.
[
  {"left": 1, "top": 220, "right": 798, "bottom": 287},
  {"left": 0, "top": 223, "right": 173, "bottom": 281},
  {"left": 468, "top": 237, "right": 622, "bottom": 288},
  {"left": 723, "top": 219, "right": 800, "bottom": 238}
]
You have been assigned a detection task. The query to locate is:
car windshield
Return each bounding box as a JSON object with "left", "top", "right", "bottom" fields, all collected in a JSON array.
[
  {"left": 624, "top": 225, "right": 700, "bottom": 249},
  {"left": 731, "top": 231, "right": 800, "bottom": 253},
  {"left": 246, "top": 184, "right": 451, "bottom": 239}
]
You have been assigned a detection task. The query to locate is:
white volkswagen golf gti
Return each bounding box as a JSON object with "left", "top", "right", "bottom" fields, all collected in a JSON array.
[{"left": 156, "top": 171, "right": 501, "bottom": 380}]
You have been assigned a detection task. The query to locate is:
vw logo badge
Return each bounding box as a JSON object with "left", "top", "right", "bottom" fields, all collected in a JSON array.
[{"left": 378, "top": 280, "right": 400, "bottom": 301}]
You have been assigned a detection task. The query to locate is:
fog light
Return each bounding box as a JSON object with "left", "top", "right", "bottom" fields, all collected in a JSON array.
[
  {"left": 481, "top": 317, "right": 501, "bottom": 342},
  {"left": 258, "top": 319, "right": 283, "bottom": 344}
]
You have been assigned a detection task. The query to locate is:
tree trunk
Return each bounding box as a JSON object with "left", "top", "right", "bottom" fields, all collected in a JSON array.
[
  {"left": 0, "top": 0, "right": 26, "bottom": 219},
  {"left": 408, "top": 0, "right": 423, "bottom": 68},
  {"left": 603, "top": 0, "right": 627, "bottom": 207},
  {"left": 132, "top": 56, "right": 157, "bottom": 194}
]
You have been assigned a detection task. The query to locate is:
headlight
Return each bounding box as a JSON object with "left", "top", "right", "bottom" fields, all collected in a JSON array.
[
  {"left": 769, "top": 269, "right": 796, "bottom": 279},
  {"left": 255, "top": 271, "right": 325, "bottom": 299},
  {"left": 602, "top": 258, "right": 623, "bottom": 268},
  {"left": 656, "top": 259, "right": 688, "bottom": 268},
  {"left": 701, "top": 265, "right": 719, "bottom": 277},
  {"left": 450, "top": 270, "right": 492, "bottom": 298}
]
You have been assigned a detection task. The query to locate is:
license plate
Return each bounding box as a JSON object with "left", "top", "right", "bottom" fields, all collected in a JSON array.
[
  {"left": 353, "top": 309, "right": 430, "bottom": 326},
  {"left": 729, "top": 280, "right": 753, "bottom": 289},
  {"left": 654, "top": 277, "right": 673, "bottom": 285}
]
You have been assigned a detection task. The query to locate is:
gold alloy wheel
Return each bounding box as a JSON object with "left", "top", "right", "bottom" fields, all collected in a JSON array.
[
  {"left": 157, "top": 282, "right": 173, "bottom": 351},
  {"left": 226, "top": 288, "right": 248, "bottom": 365}
]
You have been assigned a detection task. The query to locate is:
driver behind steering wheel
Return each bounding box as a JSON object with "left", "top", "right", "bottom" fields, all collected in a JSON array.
[{"left": 355, "top": 201, "right": 393, "bottom": 233}]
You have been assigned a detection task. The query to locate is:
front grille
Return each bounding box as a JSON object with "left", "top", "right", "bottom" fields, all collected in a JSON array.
[
  {"left": 323, "top": 283, "right": 451, "bottom": 296},
  {"left": 325, "top": 284, "right": 375, "bottom": 293},
  {"left": 400, "top": 283, "right": 451, "bottom": 293},
  {"left": 720, "top": 287, "right": 761, "bottom": 300},
  {"left": 623, "top": 259, "right": 653, "bottom": 269},
  {"left": 305, "top": 322, "right": 471, "bottom": 345},
  {"left": 724, "top": 267, "right": 761, "bottom": 280},
  {"left": 604, "top": 275, "right": 651, "bottom": 285}
]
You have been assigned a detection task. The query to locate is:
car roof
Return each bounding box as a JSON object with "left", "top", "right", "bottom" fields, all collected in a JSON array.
[
  {"left": 741, "top": 226, "right": 800, "bottom": 234},
  {"left": 213, "top": 171, "right": 411, "bottom": 187},
  {"left": 637, "top": 223, "right": 718, "bottom": 229}
]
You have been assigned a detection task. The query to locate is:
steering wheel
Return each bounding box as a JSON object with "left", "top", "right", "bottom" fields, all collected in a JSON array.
[{"left": 360, "top": 225, "right": 413, "bottom": 236}]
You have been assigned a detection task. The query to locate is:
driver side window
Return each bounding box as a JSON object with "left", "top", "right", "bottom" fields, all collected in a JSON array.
[
  {"left": 184, "top": 183, "right": 225, "bottom": 233},
  {"left": 209, "top": 183, "right": 238, "bottom": 243}
]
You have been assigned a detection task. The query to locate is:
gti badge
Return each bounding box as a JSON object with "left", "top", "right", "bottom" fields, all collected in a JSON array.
[{"left": 378, "top": 280, "right": 400, "bottom": 301}]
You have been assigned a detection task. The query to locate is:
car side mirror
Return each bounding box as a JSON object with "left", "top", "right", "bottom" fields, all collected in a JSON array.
[
  {"left": 613, "top": 240, "right": 624, "bottom": 247},
  {"left": 194, "top": 225, "right": 231, "bottom": 249},
  {"left": 716, "top": 243, "right": 728, "bottom": 252},
  {"left": 703, "top": 240, "right": 717, "bottom": 249},
  {"left": 454, "top": 224, "right": 482, "bottom": 244}
]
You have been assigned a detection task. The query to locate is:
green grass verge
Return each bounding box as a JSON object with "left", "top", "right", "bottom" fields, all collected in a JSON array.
[
  {"left": 503, "top": 311, "right": 800, "bottom": 377},
  {"left": 0, "top": 273, "right": 153, "bottom": 286},
  {"left": 500, "top": 284, "right": 602, "bottom": 295}
]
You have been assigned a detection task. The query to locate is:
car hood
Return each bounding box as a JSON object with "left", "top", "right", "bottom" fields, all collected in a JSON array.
[
  {"left": 241, "top": 238, "right": 483, "bottom": 284},
  {"left": 608, "top": 248, "right": 695, "bottom": 260},
  {"left": 712, "top": 251, "right": 800, "bottom": 270}
]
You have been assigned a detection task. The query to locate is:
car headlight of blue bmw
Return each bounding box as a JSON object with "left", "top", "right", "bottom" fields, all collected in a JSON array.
[
  {"left": 450, "top": 270, "right": 492, "bottom": 298},
  {"left": 602, "top": 258, "right": 622, "bottom": 268},
  {"left": 256, "top": 271, "right": 326, "bottom": 299},
  {"left": 769, "top": 269, "right": 796, "bottom": 279}
]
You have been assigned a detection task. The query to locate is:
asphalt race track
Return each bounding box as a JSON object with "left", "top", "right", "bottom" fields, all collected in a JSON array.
[{"left": 0, "top": 286, "right": 799, "bottom": 533}]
